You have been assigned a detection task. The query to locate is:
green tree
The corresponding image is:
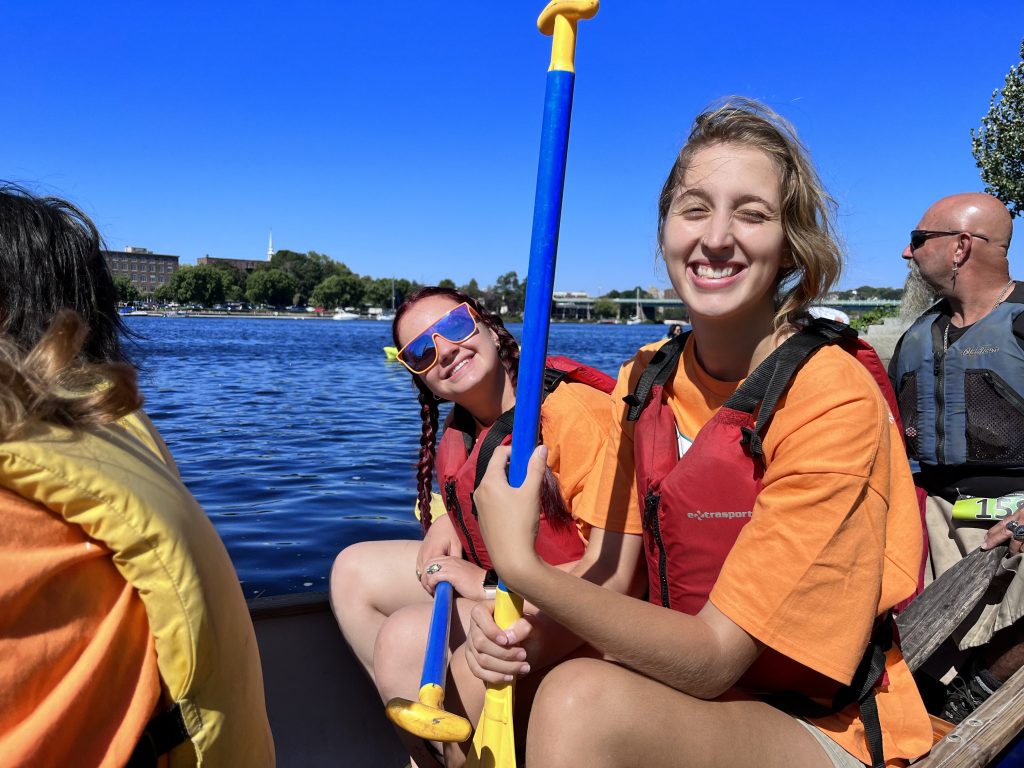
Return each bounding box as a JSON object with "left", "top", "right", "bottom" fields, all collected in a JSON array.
[
  {"left": 493, "top": 271, "right": 525, "bottom": 314},
  {"left": 393, "top": 279, "right": 419, "bottom": 306},
  {"left": 592, "top": 297, "right": 617, "bottom": 319},
  {"left": 850, "top": 305, "right": 899, "bottom": 333},
  {"left": 972, "top": 39, "right": 1024, "bottom": 216},
  {"left": 166, "top": 265, "right": 227, "bottom": 307},
  {"left": 438, "top": 278, "right": 456, "bottom": 290},
  {"left": 270, "top": 250, "right": 346, "bottom": 297},
  {"left": 310, "top": 273, "right": 364, "bottom": 309},
  {"left": 246, "top": 268, "right": 298, "bottom": 306},
  {"left": 206, "top": 259, "right": 249, "bottom": 302},
  {"left": 113, "top": 276, "right": 141, "bottom": 304},
  {"left": 152, "top": 284, "right": 174, "bottom": 303},
  {"left": 604, "top": 287, "right": 655, "bottom": 299},
  {"left": 459, "top": 278, "right": 482, "bottom": 300},
  {"left": 360, "top": 276, "right": 395, "bottom": 308}
]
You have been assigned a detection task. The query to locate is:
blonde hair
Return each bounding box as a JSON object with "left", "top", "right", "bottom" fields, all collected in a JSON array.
[
  {"left": 0, "top": 310, "right": 142, "bottom": 441},
  {"left": 657, "top": 98, "right": 843, "bottom": 328}
]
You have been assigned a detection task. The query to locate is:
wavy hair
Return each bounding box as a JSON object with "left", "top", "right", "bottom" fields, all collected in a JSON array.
[
  {"left": 656, "top": 98, "right": 843, "bottom": 328},
  {"left": 0, "top": 311, "right": 142, "bottom": 441},
  {"left": 393, "top": 287, "right": 570, "bottom": 532}
]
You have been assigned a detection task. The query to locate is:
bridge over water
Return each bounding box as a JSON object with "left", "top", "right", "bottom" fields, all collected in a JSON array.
[{"left": 551, "top": 296, "right": 900, "bottom": 321}]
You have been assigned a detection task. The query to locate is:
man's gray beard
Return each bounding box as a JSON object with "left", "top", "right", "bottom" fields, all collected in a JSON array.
[{"left": 900, "top": 262, "right": 938, "bottom": 321}]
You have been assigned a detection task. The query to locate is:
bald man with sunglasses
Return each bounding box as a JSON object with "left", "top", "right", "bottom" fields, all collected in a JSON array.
[{"left": 888, "top": 192, "right": 1023, "bottom": 725}]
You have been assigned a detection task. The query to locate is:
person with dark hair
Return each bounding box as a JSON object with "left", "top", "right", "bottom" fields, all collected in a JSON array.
[
  {"left": 471, "top": 100, "right": 933, "bottom": 767},
  {"left": 0, "top": 186, "right": 274, "bottom": 765},
  {"left": 0, "top": 182, "right": 178, "bottom": 467},
  {"left": 0, "top": 183, "right": 130, "bottom": 363},
  {"left": 330, "top": 286, "right": 645, "bottom": 766},
  {"left": 0, "top": 313, "right": 274, "bottom": 766}
]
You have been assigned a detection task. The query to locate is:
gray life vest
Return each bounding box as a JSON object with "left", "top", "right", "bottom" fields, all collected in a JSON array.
[{"left": 893, "top": 298, "right": 1024, "bottom": 468}]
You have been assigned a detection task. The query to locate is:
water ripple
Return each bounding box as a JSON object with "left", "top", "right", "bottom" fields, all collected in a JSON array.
[{"left": 128, "top": 316, "right": 669, "bottom": 596}]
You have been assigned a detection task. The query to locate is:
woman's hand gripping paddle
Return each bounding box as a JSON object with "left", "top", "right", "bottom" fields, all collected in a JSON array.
[
  {"left": 385, "top": 581, "right": 472, "bottom": 742},
  {"left": 466, "top": 3, "right": 598, "bottom": 767}
]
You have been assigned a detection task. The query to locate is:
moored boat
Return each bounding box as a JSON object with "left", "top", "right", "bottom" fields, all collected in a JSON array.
[{"left": 332, "top": 308, "right": 360, "bottom": 321}]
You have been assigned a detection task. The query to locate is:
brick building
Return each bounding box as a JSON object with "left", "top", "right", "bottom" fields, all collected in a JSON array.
[
  {"left": 103, "top": 247, "right": 180, "bottom": 295},
  {"left": 197, "top": 255, "right": 263, "bottom": 275}
]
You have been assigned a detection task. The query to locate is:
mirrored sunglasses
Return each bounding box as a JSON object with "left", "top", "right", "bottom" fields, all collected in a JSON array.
[{"left": 397, "top": 302, "right": 480, "bottom": 374}]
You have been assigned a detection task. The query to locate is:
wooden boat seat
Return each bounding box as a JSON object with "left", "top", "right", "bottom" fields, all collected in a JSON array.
[{"left": 896, "top": 545, "right": 1024, "bottom": 766}]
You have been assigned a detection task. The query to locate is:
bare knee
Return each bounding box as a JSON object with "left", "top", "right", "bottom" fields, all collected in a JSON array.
[
  {"left": 528, "top": 659, "right": 618, "bottom": 766},
  {"left": 374, "top": 606, "right": 430, "bottom": 701},
  {"left": 329, "top": 542, "right": 374, "bottom": 619}
]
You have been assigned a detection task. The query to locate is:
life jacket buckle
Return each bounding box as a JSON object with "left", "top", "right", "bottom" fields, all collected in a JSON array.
[{"left": 739, "top": 426, "right": 765, "bottom": 458}]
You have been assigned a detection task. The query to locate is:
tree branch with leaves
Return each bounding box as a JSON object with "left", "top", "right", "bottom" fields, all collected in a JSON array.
[{"left": 972, "top": 39, "right": 1024, "bottom": 217}]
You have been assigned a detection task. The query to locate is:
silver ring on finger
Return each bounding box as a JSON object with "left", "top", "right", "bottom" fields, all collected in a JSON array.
[
  {"left": 1006, "top": 520, "right": 1022, "bottom": 535},
  {"left": 425, "top": 563, "right": 442, "bottom": 575},
  {"left": 1014, "top": 528, "right": 1024, "bottom": 542}
]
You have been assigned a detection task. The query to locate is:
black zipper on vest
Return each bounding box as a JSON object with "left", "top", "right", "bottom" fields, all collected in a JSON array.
[
  {"left": 983, "top": 371, "right": 1024, "bottom": 414},
  {"left": 934, "top": 352, "right": 946, "bottom": 465},
  {"left": 643, "top": 491, "right": 671, "bottom": 608},
  {"left": 445, "top": 479, "right": 482, "bottom": 567}
]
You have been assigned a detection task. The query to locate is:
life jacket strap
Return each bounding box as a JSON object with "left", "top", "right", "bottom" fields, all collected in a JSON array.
[
  {"left": 126, "top": 702, "right": 190, "bottom": 768},
  {"left": 726, "top": 319, "right": 857, "bottom": 459},
  {"left": 761, "top": 616, "right": 891, "bottom": 768},
  {"left": 473, "top": 407, "right": 517, "bottom": 492},
  {"left": 456, "top": 363, "right": 601, "bottom": 490},
  {"left": 624, "top": 332, "right": 690, "bottom": 422}
]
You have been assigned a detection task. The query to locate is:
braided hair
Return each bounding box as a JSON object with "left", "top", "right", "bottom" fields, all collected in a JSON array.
[{"left": 392, "top": 287, "right": 570, "bottom": 532}]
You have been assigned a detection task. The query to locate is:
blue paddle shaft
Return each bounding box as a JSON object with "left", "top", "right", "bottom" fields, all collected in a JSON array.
[
  {"left": 420, "top": 580, "right": 454, "bottom": 689},
  {"left": 508, "top": 68, "right": 575, "bottom": 489}
]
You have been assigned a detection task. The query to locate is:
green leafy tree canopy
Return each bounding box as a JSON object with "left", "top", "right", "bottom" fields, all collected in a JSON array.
[
  {"left": 246, "top": 269, "right": 298, "bottom": 307},
  {"left": 166, "top": 265, "right": 228, "bottom": 307},
  {"left": 270, "top": 250, "right": 348, "bottom": 299},
  {"left": 972, "top": 39, "right": 1024, "bottom": 216},
  {"left": 113, "top": 276, "right": 141, "bottom": 304},
  {"left": 592, "top": 297, "right": 617, "bottom": 319},
  {"left": 311, "top": 273, "right": 364, "bottom": 310},
  {"left": 494, "top": 271, "right": 525, "bottom": 314}
]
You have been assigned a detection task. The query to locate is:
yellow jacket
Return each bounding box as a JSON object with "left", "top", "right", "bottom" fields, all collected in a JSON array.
[{"left": 0, "top": 413, "right": 274, "bottom": 767}]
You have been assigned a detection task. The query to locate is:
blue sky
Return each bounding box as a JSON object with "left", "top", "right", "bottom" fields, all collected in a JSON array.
[{"left": 3, "top": 1, "right": 1022, "bottom": 295}]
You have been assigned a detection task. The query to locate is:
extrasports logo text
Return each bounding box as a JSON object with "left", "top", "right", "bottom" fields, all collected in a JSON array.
[{"left": 686, "top": 510, "right": 753, "bottom": 521}]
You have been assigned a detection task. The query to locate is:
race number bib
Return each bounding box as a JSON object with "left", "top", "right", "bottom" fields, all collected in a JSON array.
[{"left": 951, "top": 492, "right": 1024, "bottom": 522}]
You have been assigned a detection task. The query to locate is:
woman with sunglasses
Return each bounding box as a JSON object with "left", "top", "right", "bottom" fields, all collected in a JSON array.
[
  {"left": 469, "top": 100, "right": 934, "bottom": 768},
  {"left": 330, "top": 286, "right": 645, "bottom": 766}
]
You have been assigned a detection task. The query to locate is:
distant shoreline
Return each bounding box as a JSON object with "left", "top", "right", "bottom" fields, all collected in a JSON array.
[{"left": 124, "top": 312, "right": 672, "bottom": 325}]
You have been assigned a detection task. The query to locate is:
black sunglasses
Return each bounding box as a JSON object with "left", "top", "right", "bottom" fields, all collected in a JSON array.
[{"left": 910, "top": 229, "right": 990, "bottom": 253}]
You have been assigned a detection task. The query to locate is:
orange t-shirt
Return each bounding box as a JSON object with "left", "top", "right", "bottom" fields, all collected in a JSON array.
[
  {"left": 537, "top": 379, "right": 622, "bottom": 537},
  {"left": 585, "top": 336, "right": 933, "bottom": 765},
  {"left": 0, "top": 487, "right": 162, "bottom": 767}
]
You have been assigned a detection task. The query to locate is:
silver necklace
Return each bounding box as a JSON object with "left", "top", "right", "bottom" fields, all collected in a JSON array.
[{"left": 943, "top": 279, "right": 1016, "bottom": 353}]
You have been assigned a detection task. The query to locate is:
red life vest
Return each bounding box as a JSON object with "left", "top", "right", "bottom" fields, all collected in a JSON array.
[
  {"left": 626, "top": 320, "right": 906, "bottom": 612},
  {"left": 436, "top": 356, "right": 615, "bottom": 570},
  {"left": 625, "top": 320, "right": 905, "bottom": 768}
]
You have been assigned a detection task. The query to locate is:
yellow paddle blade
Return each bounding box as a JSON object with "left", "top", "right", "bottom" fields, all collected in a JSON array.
[
  {"left": 466, "top": 680, "right": 517, "bottom": 768},
  {"left": 385, "top": 690, "right": 472, "bottom": 743},
  {"left": 466, "top": 588, "right": 524, "bottom": 768}
]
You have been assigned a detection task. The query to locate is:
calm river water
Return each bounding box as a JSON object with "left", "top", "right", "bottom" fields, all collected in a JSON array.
[{"left": 129, "top": 317, "right": 671, "bottom": 597}]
